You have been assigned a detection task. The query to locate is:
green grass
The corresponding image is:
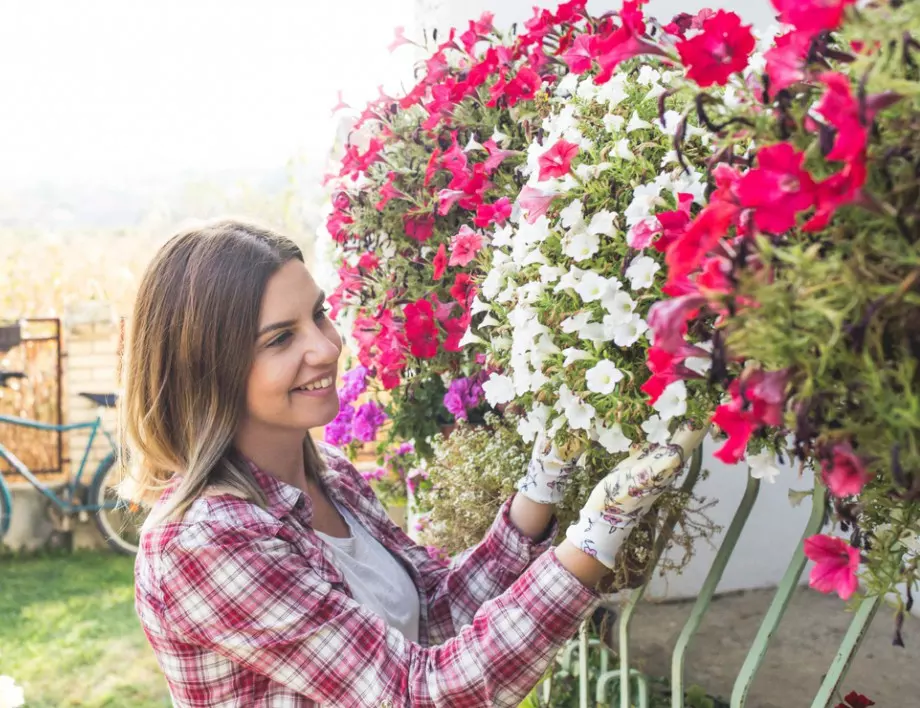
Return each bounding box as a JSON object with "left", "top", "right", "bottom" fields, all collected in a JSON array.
[{"left": 0, "top": 550, "right": 171, "bottom": 708}]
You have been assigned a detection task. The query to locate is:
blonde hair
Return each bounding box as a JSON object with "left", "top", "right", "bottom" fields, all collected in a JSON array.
[{"left": 118, "top": 218, "right": 326, "bottom": 528}]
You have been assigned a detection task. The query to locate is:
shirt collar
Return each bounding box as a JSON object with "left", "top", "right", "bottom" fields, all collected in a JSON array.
[{"left": 244, "top": 454, "right": 347, "bottom": 523}]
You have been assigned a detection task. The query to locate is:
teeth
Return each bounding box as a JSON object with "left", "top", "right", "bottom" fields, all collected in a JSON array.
[{"left": 299, "top": 376, "right": 332, "bottom": 392}]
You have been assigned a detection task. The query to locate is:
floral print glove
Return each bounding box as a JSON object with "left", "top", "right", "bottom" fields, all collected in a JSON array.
[
  {"left": 516, "top": 433, "right": 583, "bottom": 505},
  {"left": 565, "top": 426, "right": 708, "bottom": 568}
]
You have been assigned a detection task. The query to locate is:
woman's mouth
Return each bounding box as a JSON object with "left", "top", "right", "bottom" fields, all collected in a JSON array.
[{"left": 291, "top": 376, "right": 336, "bottom": 397}]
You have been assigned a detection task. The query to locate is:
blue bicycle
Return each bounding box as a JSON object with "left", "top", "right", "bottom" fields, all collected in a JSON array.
[{"left": 0, "top": 370, "right": 147, "bottom": 554}]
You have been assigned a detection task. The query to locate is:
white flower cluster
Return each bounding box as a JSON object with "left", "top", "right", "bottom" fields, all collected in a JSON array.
[
  {"left": 0, "top": 676, "right": 24, "bottom": 708},
  {"left": 471, "top": 67, "right": 711, "bottom": 456}
]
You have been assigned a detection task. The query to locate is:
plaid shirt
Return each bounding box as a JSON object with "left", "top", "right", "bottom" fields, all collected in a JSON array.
[{"left": 135, "top": 442, "right": 600, "bottom": 707}]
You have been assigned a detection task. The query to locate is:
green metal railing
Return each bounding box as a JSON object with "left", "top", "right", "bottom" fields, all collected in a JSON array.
[{"left": 538, "top": 446, "right": 879, "bottom": 707}]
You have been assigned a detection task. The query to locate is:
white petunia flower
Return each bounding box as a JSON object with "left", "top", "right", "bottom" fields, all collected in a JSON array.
[
  {"left": 470, "top": 295, "right": 491, "bottom": 316},
  {"left": 596, "top": 420, "right": 632, "bottom": 454},
  {"left": 480, "top": 269, "right": 505, "bottom": 301},
  {"left": 684, "top": 341, "right": 713, "bottom": 375},
  {"left": 597, "top": 75, "right": 629, "bottom": 107},
  {"left": 653, "top": 380, "right": 687, "bottom": 420},
  {"left": 612, "top": 316, "right": 648, "bottom": 347},
  {"left": 642, "top": 415, "right": 671, "bottom": 446},
  {"left": 492, "top": 224, "right": 515, "bottom": 248},
  {"left": 626, "top": 110, "right": 652, "bottom": 133},
  {"left": 0, "top": 676, "right": 25, "bottom": 708},
  {"left": 579, "top": 322, "right": 609, "bottom": 343},
  {"left": 458, "top": 326, "right": 486, "bottom": 349},
  {"left": 564, "top": 395, "right": 596, "bottom": 431},
  {"left": 625, "top": 182, "right": 663, "bottom": 226},
  {"left": 654, "top": 110, "right": 683, "bottom": 137},
  {"left": 603, "top": 113, "right": 626, "bottom": 133},
  {"left": 748, "top": 450, "right": 781, "bottom": 484},
  {"left": 587, "top": 210, "right": 617, "bottom": 236},
  {"left": 554, "top": 266, "right": 586, "bottom": 293},
  {"left": 491, "top": 128, "right": 511, "bottom": 147},
  {"left": 586, "top": 360, "right": 624, "bottom": 395},
  {"left": 555, "top": 72, "right": 580, "bottom": 97},
  {"left": 464, "top": 134, "right": 485, "bottom": 152},
  {"left": 574, "top": 270, "right": 610, "bottom": 303},
  {"left": 483, "top": 373, "right": 515, "bottom": 406},
  {"left": 644, "top": 83, "right": 667, "bottom": 101},
  {"left": 564, "top": 228, "right": 600, "bottom": 261},
  {"left": 576, "top": 78, "right": 599, "bottom": 101},
  {"left": 539, "top": 264, "right": 565, "bottom": 284},
  {"left": 561, "top": 312, "right": 594, "bottom": 334},
  {"left": 637, "top": 65, "right": 661, "bottom": 85},
  {"left": 615, "top": 137, "right": 635, "bottom": 160},
  {"left": 562, "top": 347, "right": 591, "bottom": 367},
  {"left": 603, "top": 290, "right": 636, "bottom": 325},
  {"left": 559, "top": 199, "right": 585, "bottom": 229},
  {"left": 625, "top": 255, "right": 661, "bottom": 290}
]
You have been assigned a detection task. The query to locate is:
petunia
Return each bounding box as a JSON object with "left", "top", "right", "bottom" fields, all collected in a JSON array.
[
  {"left": 676, "top": 10, "right": 756, "bottom": 87},
  {"left": 482, "top": 373, "right": 515, "bottom": 406},
  {"left": 449, "top": 226, "right": 485, "bottom": 267},
  {"left": 821, "top": 442, "right": 871, "bottom": 498},
  {"left": 737, "top": 142, "right": 816, "bottom": 235},
  {"left": 803, "top": 534, "right": 860, "bottom": 600},
  {"left": 517, "top": 185, "right": 559, "bottom": 224},
  {"left": 432, "top": 243, "right": 448, "bottom": 281},
  {"left": 586, "top": 360, "right": 624, "bottom": 395},
  {"left": 538, "top": 139, "right": 580, "bottom": 181}
]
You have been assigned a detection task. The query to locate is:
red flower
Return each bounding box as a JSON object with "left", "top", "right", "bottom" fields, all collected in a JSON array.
[
  {"left": 441, "top": 133, "right": 469, "bottom": 180},
  {"left": 449, "top": 226, "right": 484, "bottom": 267},
  {"left": 482, "top": 140, "right": 517, "bottom": 174},
  {"left": 562, "top": 33, "right": 595, "bottom": 74},
  {"left": 712, "top": 403, "right": 757, "bottom": 464},
  {"left": 357, "top": 252, "right": 379, "bottom": 271},
  {"left": 712, "top": 369, "right": 788, "bottom": 463},
  {"left": 771, "top": 0, "right": 855, "bottom": 36},
  {"left": 432, "top": 243, "right": 448, "bottom": 281},
  {"left": 647, "top": 294, "right": 706, "bottom": 354},
  {"left": 404, "top": 214, "right": 435, "bottom": 242},
  {"left": 803, "top": 159, "right": 866, "bottom": 232},
  {"left": 506, "top": 66, "right": 541, "bottom": 106},
  {"left": 812, "top": 72, "right": 869, "bottom": 164},
  {"left": 821, "top": 442, "right": 871, "bottom": 498},
  {"left": 676, "top": 10, "right": 755, "bottom": 87},
  {"left": 592, "top": 1, "right": 665, "bottom": 84},
  {"left": 665, "top": 199, "right": 737, "bottom": 286},
  {"left": 450, "top": 273, "right": 475, "bottom": 305},
  {"left": 403, "top": 299, "right": 440, "bottom": 359},
  {"left": 764, "top": 30, "right": 811, "bottom": 95},
  {"left": 538, "top": 139, "right": 580, "bottom": 181},
  {"left": 641, "top": 344, "right": 706, "bottom": 404},
  {"left": 473, "top": 197, "right": 512, "bottom": 228},
  {"left": 423, "top": 148, "right": 442, "bottom": 187},
  {"left": 378, "top": 345, "right": 407, "bottom": 389},
  {"left": 803, "top": 534, "right": 860, "bottom": 600},
  {"left": 738, "top": 143, "right": 817, "bottom": 235},
  {"left": 442, "top": 311, "right": 472, "bottom": 352},
  {"left": 517, "top": 186, "right": 559, "bottom": 223},
  {"left": 835, "top": 691, "right": 875, "bottom": 708},
  {"left": 633, "top": 192, "right": 695, "bottom": 251},
  {"left": 375, "top": 172, "right": 404, "bottom": 211}
]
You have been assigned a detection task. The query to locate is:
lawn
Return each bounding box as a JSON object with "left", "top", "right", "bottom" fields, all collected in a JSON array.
[{"left": 0, "top": 550, "right": 171, "bottom": 708}]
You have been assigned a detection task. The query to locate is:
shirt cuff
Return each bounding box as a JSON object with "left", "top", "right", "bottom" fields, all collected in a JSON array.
[{"left": 483, "top": 494, "right": 560, "bottom": 577}]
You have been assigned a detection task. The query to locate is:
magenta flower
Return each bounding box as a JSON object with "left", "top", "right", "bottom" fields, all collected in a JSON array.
[
  {"left": 353, "top": 401, "right": 388, "bottom": 442},
  {"left": 537, "top": 139, "right": 579, "bottom": 181},
  {"left": 804, "top": 534, "right": 860, "bottom": 600},
  {"left": 821, "top": 442, "right": 871, "bottom": 498},
  {"left": 738, "top": 143, "right": 816, "bottom": 235}
]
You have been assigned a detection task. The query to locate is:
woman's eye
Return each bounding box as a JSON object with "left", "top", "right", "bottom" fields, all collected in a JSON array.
[
  {"left": 268, "top": 331, "right": 292, "bottom": 347},
  {"left": 314, "top": 307, "right": 329, "bottom": 322}
]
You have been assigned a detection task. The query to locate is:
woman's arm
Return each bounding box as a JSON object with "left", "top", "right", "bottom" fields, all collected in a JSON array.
[{"left": 159, "top": 520, "right": 601, "bottom": 707}]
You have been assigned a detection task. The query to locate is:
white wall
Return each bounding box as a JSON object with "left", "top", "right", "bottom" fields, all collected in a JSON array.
[{"left": 414, "top": 0, "right": 778, "bottom": 38}]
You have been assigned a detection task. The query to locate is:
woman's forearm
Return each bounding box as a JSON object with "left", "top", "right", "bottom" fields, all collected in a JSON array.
[{"left": 508, "top": 493, "right": 556, "bottom": 541}]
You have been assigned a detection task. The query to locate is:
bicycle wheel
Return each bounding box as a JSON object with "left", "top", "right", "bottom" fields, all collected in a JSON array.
[
  {"left": 90, "top": 454, "right": 148, "bottom": 554},
  {"left": 0, "top": 474, "right": 11, "bottom": 539}
]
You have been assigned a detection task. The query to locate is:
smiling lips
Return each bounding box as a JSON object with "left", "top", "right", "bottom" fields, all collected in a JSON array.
[{"left": 292, "top": 375, "right": 335, "bottom": 395}]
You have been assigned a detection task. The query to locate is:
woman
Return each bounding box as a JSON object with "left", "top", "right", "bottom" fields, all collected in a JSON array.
[{"left": 125, "top": 219, "right": 704, "bottom": 707}]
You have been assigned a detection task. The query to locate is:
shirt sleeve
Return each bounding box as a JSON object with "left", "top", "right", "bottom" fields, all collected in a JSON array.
[{"left": 158, "top": 520, "right": 598, "bottom": 708}]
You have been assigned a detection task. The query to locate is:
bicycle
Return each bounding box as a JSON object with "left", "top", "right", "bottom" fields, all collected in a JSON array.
[{"left": 0, "top": 370, "right": 147, "bottom": 554}]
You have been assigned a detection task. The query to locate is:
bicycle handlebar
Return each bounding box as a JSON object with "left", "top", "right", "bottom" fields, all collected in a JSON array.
[{"left": 0, "top": 371, "right": 27, "bottom": 388}]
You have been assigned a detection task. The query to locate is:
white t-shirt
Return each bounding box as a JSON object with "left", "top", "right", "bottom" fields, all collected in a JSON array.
[{"left": 315, "top": 502, "right": 421, "bottom": 642}]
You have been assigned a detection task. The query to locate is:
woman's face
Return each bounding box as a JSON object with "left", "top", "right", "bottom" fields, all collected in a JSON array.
[{"left": 242, "top": 260, "right": 342, "bottom": 434}]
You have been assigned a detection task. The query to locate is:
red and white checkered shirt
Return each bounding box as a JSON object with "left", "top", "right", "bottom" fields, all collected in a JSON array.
[{"left": 135, "top": 441, "right": 600, "bottom": 707}]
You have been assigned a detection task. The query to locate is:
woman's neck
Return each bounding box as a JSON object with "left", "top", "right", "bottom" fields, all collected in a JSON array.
[{"left": 233, "top": 423, "right": 310, "bottom": 494}]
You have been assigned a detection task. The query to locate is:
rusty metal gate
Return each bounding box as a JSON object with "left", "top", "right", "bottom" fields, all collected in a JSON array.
[{"left": 0, "top": 319, "right": 64, "bottom": 478}]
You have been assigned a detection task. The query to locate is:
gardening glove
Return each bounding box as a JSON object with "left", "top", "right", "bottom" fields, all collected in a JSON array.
[
  {"left": 565, "top": 425, "right": 709, "bottom": 568},
  {"left": 516, "top": 432, "right": 584, "bottom": 505}
]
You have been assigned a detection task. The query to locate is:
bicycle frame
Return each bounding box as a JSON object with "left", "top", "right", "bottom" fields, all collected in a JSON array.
[{"left": 0, "top": 411, "right": 117, "bottom": 513}]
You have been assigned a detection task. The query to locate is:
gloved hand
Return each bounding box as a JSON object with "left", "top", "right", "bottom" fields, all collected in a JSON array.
[
  {"left": 516, "top": 432, "right": 583, "bottom": 505},
  {"left": 565, "top": 425, "right": 709, "bottom": 568}
]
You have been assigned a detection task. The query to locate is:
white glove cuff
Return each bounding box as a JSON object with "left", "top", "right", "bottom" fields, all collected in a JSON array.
[{"left": 516, "top": 442, "right": 577, "bottom": 504}]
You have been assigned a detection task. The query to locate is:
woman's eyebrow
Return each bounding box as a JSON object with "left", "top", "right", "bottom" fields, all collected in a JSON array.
[{"left": 256, "top": 292, "right": 326, "bottom": 339}]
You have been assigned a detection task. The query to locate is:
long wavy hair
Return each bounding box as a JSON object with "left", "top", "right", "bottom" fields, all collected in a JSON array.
[{"left": 118, "top": 218, "right": 326, "bottom": 528}]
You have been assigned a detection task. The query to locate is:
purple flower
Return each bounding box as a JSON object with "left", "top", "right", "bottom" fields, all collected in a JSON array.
[
  {"left": 361, "top": 467, "right": 386, "bottom": 482},
  {"left": 324, "top": 404, "right": 356, "bottom": 446},
  {"left": 443, "top": 374, "right": 487, "bottom": 420},
  {"left": 394, "top": 441, "right": 415, "bottom": 457},
  {"left": 353, "top": 401, "right": 388, "bottom": 442},
  {"left": 339, "top": 365, "right": 369, "bottom": 405}
]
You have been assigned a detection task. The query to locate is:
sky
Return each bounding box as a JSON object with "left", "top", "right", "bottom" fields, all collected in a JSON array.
[{"left": 0, "top": 0, "right": 414, "bottom": 187}]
